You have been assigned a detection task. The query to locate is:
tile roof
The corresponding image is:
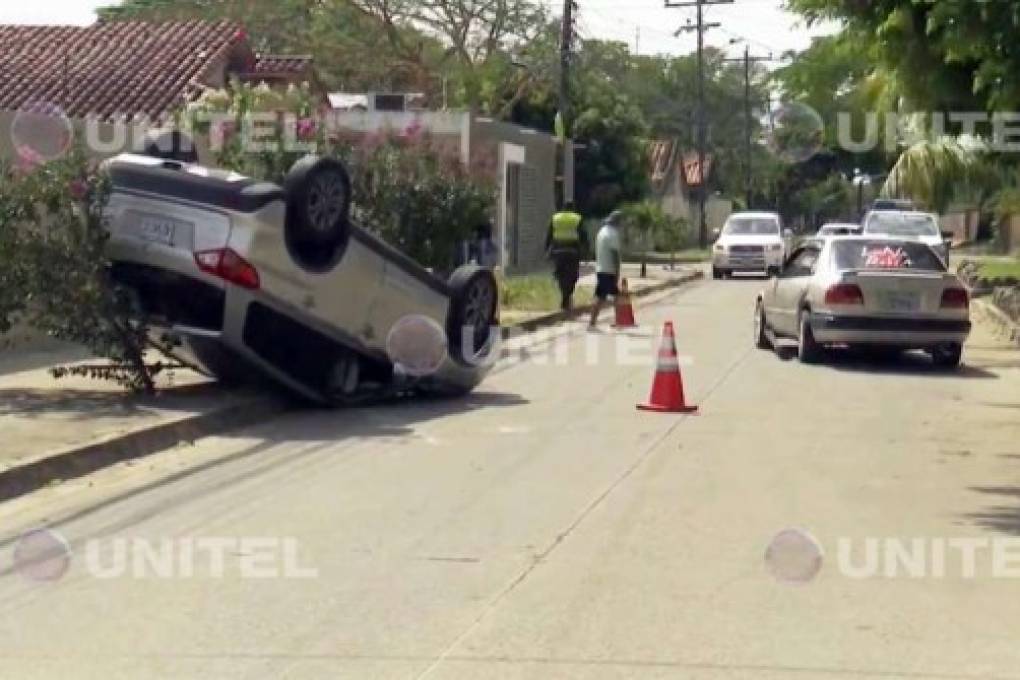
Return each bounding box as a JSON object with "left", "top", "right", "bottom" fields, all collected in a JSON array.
[
  {"left": 248, "top": 54, "right": 313, "bottom": 78},
  {"left": 0, "top": 21, "right": 246, "bottom": 121}
]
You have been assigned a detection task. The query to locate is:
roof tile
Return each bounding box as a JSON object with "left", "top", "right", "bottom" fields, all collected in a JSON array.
[{"left": 0, "top": 20, "right": 246, "bottom": 121}]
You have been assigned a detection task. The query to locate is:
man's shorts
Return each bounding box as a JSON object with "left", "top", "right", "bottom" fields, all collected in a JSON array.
[{"left": 595, "top": 273, "right": 619, "bottom": 301}]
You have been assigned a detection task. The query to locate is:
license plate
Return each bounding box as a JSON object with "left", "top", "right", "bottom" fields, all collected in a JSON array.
[
  {"left": 878, "top": 290, "right": 920, "bottom": 312},
  {"left": 137, "top": 216, "right": 179, "bottom": 246}
]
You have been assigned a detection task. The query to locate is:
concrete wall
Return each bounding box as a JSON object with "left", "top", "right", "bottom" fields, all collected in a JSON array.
[
  {"left": 940, "top": 208, "right": 980, "bottom": 245},
  {"left": 472, "top": 118, "right": 564, "bottom": 276}
]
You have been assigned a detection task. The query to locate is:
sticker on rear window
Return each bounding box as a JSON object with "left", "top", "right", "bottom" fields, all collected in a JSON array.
[{"left": 862, "top": 246, "right": 911, "bottom": 269}]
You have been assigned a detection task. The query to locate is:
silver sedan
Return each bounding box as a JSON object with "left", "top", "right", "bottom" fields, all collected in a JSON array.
[{"left": 754, "top": 236, "right": 972, "bottom": 367}]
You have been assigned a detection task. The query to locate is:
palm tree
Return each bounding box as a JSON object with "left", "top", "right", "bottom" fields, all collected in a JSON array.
[{"left": 881, "top": 139, "right": 979, "bottom": 214}]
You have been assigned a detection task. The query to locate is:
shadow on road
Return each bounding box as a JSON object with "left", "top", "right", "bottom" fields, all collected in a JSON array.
[
  {"left": 962, "top": 486, "right": 1020, "bottom": 535},
  {"left": 0, "top": 389, "right": 529, "bottom": 552},
  {"left": 775, "top": 346, "right": 999, "bottom": 379}
]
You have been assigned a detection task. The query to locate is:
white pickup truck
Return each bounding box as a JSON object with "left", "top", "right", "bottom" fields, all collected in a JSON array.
[{"left": 712, "top": 212, "right": 793, "bottom": 279}]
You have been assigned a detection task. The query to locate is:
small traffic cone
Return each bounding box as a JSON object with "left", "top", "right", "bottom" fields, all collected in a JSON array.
[
  {"left": 612, "top": 278, "right": 638, "bottom": 329},
  {"left": 638, "top": 322, "right": 698, "bottom": 414}
]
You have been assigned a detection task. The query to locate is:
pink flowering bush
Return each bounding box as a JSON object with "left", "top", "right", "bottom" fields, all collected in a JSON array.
[
  {"left": 182, "top": 83, "right": 495, "bottom": 273},
  {"left": 0, "top": 148, "right": 182, "bottom": 392}
]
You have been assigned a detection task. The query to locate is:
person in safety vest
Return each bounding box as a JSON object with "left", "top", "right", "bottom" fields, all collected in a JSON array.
[{"left": 546, "top": 201, "right": 588, "bottom": 311}]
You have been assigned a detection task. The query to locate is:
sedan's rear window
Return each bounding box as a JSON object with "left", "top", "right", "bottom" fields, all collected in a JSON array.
[{"left": 834, "top": 241, "right": 946, "bottom": 271}]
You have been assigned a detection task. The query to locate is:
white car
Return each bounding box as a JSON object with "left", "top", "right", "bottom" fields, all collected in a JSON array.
[
  {"left": 862, "top": 210, "right": 951, "bottom": 264},
  {"left": 817, "top": 222, "right": 862, "bottom": 237},
  {"left": 712, "top": 212, "right": 792, "bottom": 279},
  {"left": 754, "top": 235, "right": 971, "bottom": 368},
  {"left": 103, "top": 153, "right": 499, "bottom": 405}
]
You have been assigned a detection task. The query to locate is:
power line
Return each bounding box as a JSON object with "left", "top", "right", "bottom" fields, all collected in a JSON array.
[
  {"left": 724, "top": 45, "right": 772, "bottom": 209},
  {"left": 667, "top": 0, "right": 734, "bottom": 249}
]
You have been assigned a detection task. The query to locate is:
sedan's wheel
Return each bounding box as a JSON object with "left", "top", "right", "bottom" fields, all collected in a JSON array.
[
  {"left": 712, "top": 267, "right": 722, "bottom": 280},
  {"left": 797, "top": 312, "right": 822, "bottom": 364},
  {"left": 448, "top": 265, "right": 499, "bottom": 365},
  {"left": 754, "top": 300, "right": 772, "bottom": 350},
  {"left": 930, "top": 342, "right": 963, "bottom": 369}
]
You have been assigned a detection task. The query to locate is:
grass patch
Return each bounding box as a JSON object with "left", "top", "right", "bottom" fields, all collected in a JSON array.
[
  {"left": 502, "top": 275, "right": 594, "bottom": 312},
  {"left": 978, "top": 258, "right": 1020, "bottom": 280}
]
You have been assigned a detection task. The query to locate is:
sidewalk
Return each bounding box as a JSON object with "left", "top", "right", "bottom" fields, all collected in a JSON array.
[{"left": 0, "top": 359, "right": 282, "bottom": 501}]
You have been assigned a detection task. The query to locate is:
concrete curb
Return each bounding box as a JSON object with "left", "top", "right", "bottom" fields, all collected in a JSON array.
[
  {"left": 974, "top": 298, "right": 1020, "bottom": 347},
  {"left": 0, "top": 270, "right": 703, "bottom": 502},
  {"left": 503, "top": 269, "right": 705, "bottom": 335},
  {"left": 0, "top": 393, "right": 287, "bottom": 503}
]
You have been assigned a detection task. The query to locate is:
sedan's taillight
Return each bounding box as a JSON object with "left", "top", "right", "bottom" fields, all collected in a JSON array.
[
  {"left": 940, "top": 287, "right": 969, "bottom": 309},
  {"left": 824, "top": 283, "right": 865, "bottom": 305},
  {"left": 194, "top": 249, "right": 260, "bottom": 290}
]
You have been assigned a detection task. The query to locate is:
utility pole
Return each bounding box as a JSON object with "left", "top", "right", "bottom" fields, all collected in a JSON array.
[
  {"left": 669, "top": 0, "right": 733, "bottom": 249},
  {"left": 558, "top": 0, "right": 578, "bottom": 207},
  {"left": 724, "top": 45, "right": 771, "bottom": 210}
]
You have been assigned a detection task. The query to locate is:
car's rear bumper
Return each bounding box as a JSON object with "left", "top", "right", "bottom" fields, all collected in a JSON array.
[{"left": 809, "top": 312, "right": 971, "bottom": 347}]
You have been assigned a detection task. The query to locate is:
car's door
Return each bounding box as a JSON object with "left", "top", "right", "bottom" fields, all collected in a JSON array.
[{"left": 768, "top": 245, "right": 822, "bottom": 336}]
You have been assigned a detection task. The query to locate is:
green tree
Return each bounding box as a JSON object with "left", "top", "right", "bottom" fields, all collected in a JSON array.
[
  {"left": 786, "top": 0, "right": 1020, "bottom": 113},
  {"left": 882, "top": 139, "right": 980, "bottom": 214}
]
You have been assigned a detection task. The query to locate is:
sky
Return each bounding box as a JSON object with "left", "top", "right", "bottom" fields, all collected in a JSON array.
[{"left": 2, "top": 0, "right": 839, "bottom": 60}]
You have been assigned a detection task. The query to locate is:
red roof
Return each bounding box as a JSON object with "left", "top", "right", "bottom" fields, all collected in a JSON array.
[
  {"left": 0, "top": 21, "right": 246, "bottom": 121},
  {"left": 248, "top": 54, "right": 313, "bottom": 78}
]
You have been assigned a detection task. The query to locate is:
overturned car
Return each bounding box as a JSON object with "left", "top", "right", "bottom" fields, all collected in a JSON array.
[{"left": 103, "top": 153, "right": 499, "bottom": 404}]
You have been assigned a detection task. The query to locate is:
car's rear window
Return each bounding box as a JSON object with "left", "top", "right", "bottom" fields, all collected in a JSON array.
[
  {"left": 724, "top": 218, "right": 779, "bottom": 235},
  {"left": 834, "top": 241, "right": 946, "bottom": 271},
  {"left": 864, "top": 212, "right": 939, "bottom": 237}
]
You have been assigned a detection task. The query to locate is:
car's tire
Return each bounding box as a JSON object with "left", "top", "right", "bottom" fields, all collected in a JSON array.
[
  {"left": 447, "top": 265, "right": 499, "bottom": 365},
  {"left": 797, "top": 311, "right": 822, "bottom": 364},
  {"left": 754, "top": 299, "right": 772, "bottom": 350},
  {"left": 712, "top": 267, "right": 722, "bottom": 280},
  {"left": 142, "top": 130, "right": 199, "bottom": 164},
  {"left": 767, "top": 266, "right": 781, "bottom": 278},
  {"left": 284, "top": 155, "right": 352, "bottom": 246},
  {"left": 931, "top": 342, "right": 963, "bottom": 369}
]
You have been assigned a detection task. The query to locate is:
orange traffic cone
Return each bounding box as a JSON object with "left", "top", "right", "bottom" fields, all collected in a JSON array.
[
  {"left": 612, "top": 278, "right": 638, "bottom": 329},
  {"left": 638, "top": 322, "right": 698, "bottom": 414}
]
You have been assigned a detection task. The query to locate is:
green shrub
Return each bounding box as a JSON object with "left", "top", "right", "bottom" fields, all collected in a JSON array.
[
  {"left": 0, "top": 149, "right": 181, "bottom": 392},
  {"left": 185, "top": 81, "right": 496, "bottom": 273},
  {"left": 618, "top": 201, "right": 693, "bottom": 253}
]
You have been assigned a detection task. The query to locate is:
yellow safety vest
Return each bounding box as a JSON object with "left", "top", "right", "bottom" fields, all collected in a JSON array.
[{"left": 551, "top": 211, "right": 583, "bottom": 245}]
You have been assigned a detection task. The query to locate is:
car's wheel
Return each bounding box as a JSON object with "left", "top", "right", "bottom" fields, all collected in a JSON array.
[
  {"left": 797, "top": 311, "right": 822, "bottom": 364},
  {"left": 931, "top": 342, "right": 963, "bottom": 369},
  {"left": 712, "top": 267, "right": 722, "bottom": 280},
  {"left": 448, "top": 265, "right": 499, "bottom": 365},
  {"left": 754, "top": 299, "right": 772, "bottom": 350},
  {"left": 284, "top": 155, "right": 352, "bottom": 246},
  {"left": 767, "top": 266, "right": 781, "bottom": 278}
]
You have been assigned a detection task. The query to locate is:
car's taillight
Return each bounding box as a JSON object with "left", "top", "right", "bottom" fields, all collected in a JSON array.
[
  {"left": 940, "top": 287, "right": 969, "bottom": 309},
  {"left": 824, "top": 283, "right": 864, "bottom": 305},
  {"left": 194, "top": 249, "right": 260, "bottom": 290}
]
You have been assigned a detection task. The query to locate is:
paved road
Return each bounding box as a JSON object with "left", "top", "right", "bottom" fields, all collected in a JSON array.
[{"left": 1, "top": 277, "right": 1019, "bottom": 679}]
